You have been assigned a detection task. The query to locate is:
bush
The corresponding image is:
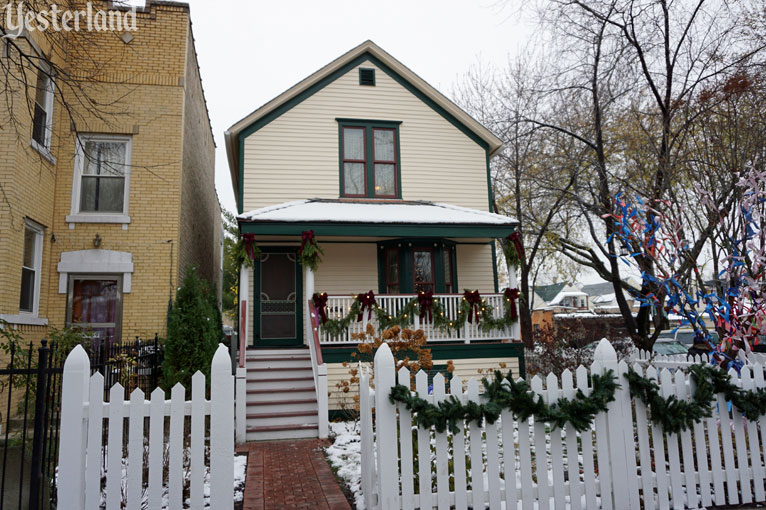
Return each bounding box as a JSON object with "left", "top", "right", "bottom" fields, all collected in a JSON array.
[{"left": 162, "top": 267, "right": 221, "bottom": 393}]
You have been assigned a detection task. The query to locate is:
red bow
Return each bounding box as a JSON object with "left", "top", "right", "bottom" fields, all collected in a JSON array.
[
  {"left": 418, "top": 290, "right": 434, "bottom": 322},
  {"left": 508, "top": 232, "right": 525, "bottom": 262},
  {"left": 357, "top": 290, "right": 376, "bottom": 321},
  {"left": 312, "top": 292, "right": 328, "bottom": 324},
  {"left": 242, "top": 233, "right": 257, "bottom": 261},
  {"left": 464, "top": 290, "right": 482, "bottom": 324},
  {"left": 299, "top": 230, "right": 316, "bottom": 256},
  {"left": 504, "top": 287, "right": 520, "bottom": 321}
]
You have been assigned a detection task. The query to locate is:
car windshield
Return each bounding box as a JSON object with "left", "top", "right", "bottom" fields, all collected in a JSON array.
[
  {"left": 654, "top": 341, "right": 688, "bottom": 355},
  {"left": 675, "top": 332, "right": 696, "bottom": 345}
]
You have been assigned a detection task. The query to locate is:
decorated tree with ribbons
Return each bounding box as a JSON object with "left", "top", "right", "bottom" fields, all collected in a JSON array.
[{"left": 610, "top": 164, "right": 766, "bottom": 370}]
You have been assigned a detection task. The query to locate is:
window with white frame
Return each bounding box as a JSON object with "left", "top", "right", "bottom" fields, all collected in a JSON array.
[
  {"left": 31, "top": 62, "right": 54, "bottom": 150},
  {"left": 19, "top": 220, "right": 43, "bottom": 314},
  {"left": 72, "top": 134, "right": 132, "bottom": 216}
]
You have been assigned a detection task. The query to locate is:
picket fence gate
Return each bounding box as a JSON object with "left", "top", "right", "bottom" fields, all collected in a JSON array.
[
  {"left": 57, "top": 343, "right": 235, "bottom": 510},
  {"left": 361, "top": 339, "right": 766, "bottom": 510}
]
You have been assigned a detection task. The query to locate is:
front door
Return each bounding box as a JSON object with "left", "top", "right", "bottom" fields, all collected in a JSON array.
[{"left": 254, "top": 249, "right": 303, "bottom": 347}]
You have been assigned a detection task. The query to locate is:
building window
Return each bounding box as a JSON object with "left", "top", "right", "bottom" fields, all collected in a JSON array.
[
  {"left": 31, "top": 62, "right": 54, "bottom": 150},
  {"left": 67, "top": 276, "right": 122, "bottom": 347},
  {"left": 385, "top": 248, "right": 400, "bottom": 294},
  {"left": 19, "top": 221, "right": 43, "bottom": 314},
  {"left": 359, "top": 68, "right": 375, "bottom": 86},
  {"left": 339, "top": 120, "right": 401, "bottom": 198},
  {"left": 72, "top": 134, "right": 132, "bottom": 215}
]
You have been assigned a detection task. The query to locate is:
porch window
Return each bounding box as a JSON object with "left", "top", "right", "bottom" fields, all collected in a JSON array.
[
  {"left": 338, "top": 119, "right": 401, "bottom": 198},
  {"left": 443, "top": 248, "right": 454, "bottom": 293},
  {"left": 413, "top": 248, "right": 435, "bottom": 294},
  {"left": 385, "top": 248, "right": 400, "bottom": 294}
]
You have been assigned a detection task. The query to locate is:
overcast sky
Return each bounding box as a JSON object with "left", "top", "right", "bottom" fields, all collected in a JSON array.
[{"left": 169, "top": 0, "right": 535, "bottom": 214}]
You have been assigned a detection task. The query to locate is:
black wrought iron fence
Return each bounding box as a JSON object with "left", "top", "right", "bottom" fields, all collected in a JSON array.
[{"left": 0, "top": 335, "right": 163, "bottom": 510}]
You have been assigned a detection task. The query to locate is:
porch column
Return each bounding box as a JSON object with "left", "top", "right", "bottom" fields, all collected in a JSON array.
[
  {"left": 236, "top": 265, "right": 250, "bottom": 443},
  {"left": 305, "top": 267, "right": 315, "bottom": 346},
  {"left": 508, "top": 264, "right": 522, "bottom": 341}
]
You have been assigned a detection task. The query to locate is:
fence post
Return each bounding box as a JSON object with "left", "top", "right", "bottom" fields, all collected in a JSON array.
[
  {"left": 317, "top": 364, "right": 329, "bottom": 438},
  {"left": 28, "top": 340, "right": 49, "bottom": 510},
  {"left": 374, "top": 343, "right": 399, "bottom": 510},
  {"left": 359, "top": 364, "right": 375, "bottom": 509},
  {"left": 235, "top": 366, "right": 246, "bottom": 443},
  {"left": 593, "top": 338, "right": 635, "bottom": 510},
  {"left": 152, "top": 333, "right": 159, "bottom": 389},
  {"left": 57, "top": 345, "right": 90, "bottom": 509},
  {"left": 210, "top": 343, "right": 234, "bottom": 510}
]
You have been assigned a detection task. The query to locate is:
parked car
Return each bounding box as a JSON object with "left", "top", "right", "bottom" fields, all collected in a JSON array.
[{"left": 652, "top": 338, "right": 689, "bottom": 355}]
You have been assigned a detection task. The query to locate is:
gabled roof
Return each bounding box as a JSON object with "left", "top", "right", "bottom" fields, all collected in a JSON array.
[
  {"left": 533, "top": 283, "right": 567, "bottom": 303},
  {"left": 224, "top": 41, "right": 504, "bottom": 211}
]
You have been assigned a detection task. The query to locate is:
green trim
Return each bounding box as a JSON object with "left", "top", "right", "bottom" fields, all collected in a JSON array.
[
  {"left": 322, "top": 341, "right": 525, "bottom": 367},
  {"left": 486, "top": 148, "right": 493, "bottom": 212},
  {"left": 375, "top": 239, "right": 458, "bottom": 294},
  {"left": 338, "top": 119, "right": 402, "bottom": 199},
  {"left": 235, "top": 52, "right": 493, "bottom": 212},
  {"left": 491, "top": 241, "right": 499, "bottom": 293},
  {"left": 336, "top": 118, "right": 402, "bottom": 126},
  {"left": 253, "top": 247, "right": 303, "bottom": 347},
  {"left": 240, "top": 222, "right": 516, "bottom": 238},
  {"left": 359, "top": 67, "right": 375, "bottom": 86}
]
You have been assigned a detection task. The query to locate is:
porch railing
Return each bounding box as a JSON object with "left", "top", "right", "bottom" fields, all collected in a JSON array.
[{"left": 317, "top": 293, "right": 512, "bottom": 345}]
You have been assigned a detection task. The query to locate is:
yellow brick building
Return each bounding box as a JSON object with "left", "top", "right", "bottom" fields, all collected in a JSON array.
[{"left": 0, "top": 0, "right": 221, "bottom": 347}]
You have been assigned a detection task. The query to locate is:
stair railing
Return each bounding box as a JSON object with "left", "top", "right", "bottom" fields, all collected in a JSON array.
[{"left": 307, "top": 299, "right": 329, "bottom": 438}]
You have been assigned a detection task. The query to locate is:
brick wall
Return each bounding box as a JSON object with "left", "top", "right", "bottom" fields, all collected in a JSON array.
[{"left": 0, "top": 1, "right": 218, "bottom": 345}]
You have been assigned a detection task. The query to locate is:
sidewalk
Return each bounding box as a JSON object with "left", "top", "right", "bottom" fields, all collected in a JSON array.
[{"left": 239, "top": 439, "right": 352, "bottom": 510}]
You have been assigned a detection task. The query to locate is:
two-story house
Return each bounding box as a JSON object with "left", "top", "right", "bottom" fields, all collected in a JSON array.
[
  {"left": 226, "top": 41, "right": 524, "bottom": 440},
  {"left": 0, "top": 1, "right": 221, "bottom": 354}
]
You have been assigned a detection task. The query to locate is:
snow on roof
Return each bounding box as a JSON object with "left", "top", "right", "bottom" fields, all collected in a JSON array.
[
  {"left": 592, "top": 293, "right": 616, "bottom": 304},
  {"left": 239, "top": 199, "right": 517, "bottom": 225},
  {"left": 549, "top": 290, "right": 588, "bottom": 305}
]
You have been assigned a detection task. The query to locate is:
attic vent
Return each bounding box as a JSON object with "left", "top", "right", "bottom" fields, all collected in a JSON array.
[{"left": 359, "top": 68, "right": 375, "bottom": 86}]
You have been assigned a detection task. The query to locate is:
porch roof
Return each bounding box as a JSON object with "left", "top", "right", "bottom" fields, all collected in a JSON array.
[{"left": 238, "top": 199, "right": 518, "bottom": 238}]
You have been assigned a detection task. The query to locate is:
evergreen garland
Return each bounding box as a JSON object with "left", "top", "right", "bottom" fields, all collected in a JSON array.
[
  {"left": 627, "top": 364, "right": 766, "bottom": 433},
  {"left": 233, "top": 234, "right": 259, "bottom": 269},
  {"left": 389, "top": 369, "right": 618, "bottom": 434},
  {"left": 298, "top": 230, "right": 324, "bottom": 271},
  {"left": 314, "top": 288, "right": 518, "bottom": 337}
]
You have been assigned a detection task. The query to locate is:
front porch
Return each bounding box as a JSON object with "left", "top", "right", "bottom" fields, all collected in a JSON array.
[{"left": 234, "top": 199, "right": 521, "bottom": 441}]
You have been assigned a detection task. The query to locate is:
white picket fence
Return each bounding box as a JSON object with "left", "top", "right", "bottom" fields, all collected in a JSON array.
[
  {"left": 632, "top": 349, "right": 766, "bottom": 369},
  {"left": 362, "top": 339, "right": 766, "bottom": 510},
  {"left": 57, "top": 343, "right": 235, "bottom": 510}
]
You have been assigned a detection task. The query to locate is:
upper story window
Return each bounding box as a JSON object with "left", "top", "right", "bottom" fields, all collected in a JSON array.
[
  {"left": 31, "top": 62, "right": 54, "bottom": 151},
  {"left": 71, "top": 134, "right": 132, "bottom": 218},
  {"left": 338, "top": 119, "right": 401, "bottom": 199},
  {"left": 20, "top": 220, "right": 44, "bottom": 315}
]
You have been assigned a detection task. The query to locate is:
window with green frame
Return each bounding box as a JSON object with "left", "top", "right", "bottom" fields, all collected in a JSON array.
[
  {"left": 338, "top": 119, "right": 402, "bottom": 198},
  {"left": 377, "top": 240, "right": 458, "bottom": 294}
]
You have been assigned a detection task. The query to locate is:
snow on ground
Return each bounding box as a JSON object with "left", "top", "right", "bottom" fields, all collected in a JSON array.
[
  {"left": 325, "top": 421, "right": 365, "bottom": 509},
  {"left": 82, "top": 447, "right": 247, "bottom": 509}
]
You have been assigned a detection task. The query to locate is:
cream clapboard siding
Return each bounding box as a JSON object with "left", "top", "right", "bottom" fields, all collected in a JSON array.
[
  {"left": 456, "top": 244, "right": 496, "bottom": 293},
  {"left": 326, "top": 356, "right": 520, "bottom": 410},
  {"left": 314, "top": 244, "right": 378, "bottom": 295},
  {"left": 242, "top": 61, "right": 490, "bottom": 212}
]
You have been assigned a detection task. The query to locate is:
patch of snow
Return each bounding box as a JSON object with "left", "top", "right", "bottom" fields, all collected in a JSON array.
[
  {"left": 239, "top": 199, "right": 517, "bottom": 225},
  {"left": 325, "top": 421, "right": 364, "bottom": 509}
]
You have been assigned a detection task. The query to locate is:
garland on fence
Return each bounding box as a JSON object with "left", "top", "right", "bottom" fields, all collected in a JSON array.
[
  {"left": 627, "top": 364, "right": 766, "bottom": 433},
  {"left": 312, "top": 288, "right": 519, "bottom": 336},
  {"left": 388, "top": 369, "right": 618, "bottom": 434},
  {"left": 298, "top": 230, "right": 324, "bottom": 271}
]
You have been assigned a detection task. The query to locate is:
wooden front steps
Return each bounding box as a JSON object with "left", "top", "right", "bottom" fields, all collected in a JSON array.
[{"left": 245, "top": 348, "right": 319, "bottom": 441}]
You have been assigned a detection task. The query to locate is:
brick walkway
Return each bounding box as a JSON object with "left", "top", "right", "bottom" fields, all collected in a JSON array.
[{"left": 239, "top": 439, "right": 352, "bottom": 510}]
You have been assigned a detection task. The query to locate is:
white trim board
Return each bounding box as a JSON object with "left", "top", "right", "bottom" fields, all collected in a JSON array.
[{"left": 57, "top": 249, "right": 134, "bottom": 293}]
